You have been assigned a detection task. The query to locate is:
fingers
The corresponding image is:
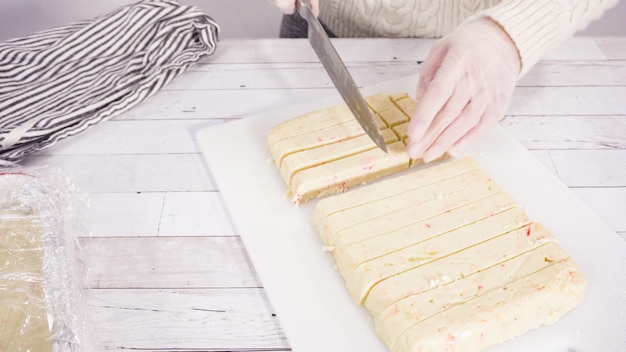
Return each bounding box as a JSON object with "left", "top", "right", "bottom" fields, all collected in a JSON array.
[
  {"left": 416, "top": 42, "right": 448, "bottom": 100},
  {"left": 407, "top": 84, "right": 471, "bottom": 158},
  {"left": 408, "top": 55, "right": 464, "bottom": 152},
  {"left": 448, "top": 106, "right": 504, "bottom": 155},
  {"left": 406, "top": 18, "right": 520, "bottom": 162},
  {"left": 421, "top": 97, "right": 487, "bottom": 162}
]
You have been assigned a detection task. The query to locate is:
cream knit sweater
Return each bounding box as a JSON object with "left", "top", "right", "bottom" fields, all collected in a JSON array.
[{"left": 318, "top": 0, "right": 617, "bottom": 75}]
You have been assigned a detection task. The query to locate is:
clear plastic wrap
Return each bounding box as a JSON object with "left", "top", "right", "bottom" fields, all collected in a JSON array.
[{"left": 0, "top": 168, "right": 94, "bottom": 352}]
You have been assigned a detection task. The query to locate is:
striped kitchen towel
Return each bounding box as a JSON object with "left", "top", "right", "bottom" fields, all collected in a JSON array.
[{"left": 0, "top": 0, "right": 219, "bottom": 165}]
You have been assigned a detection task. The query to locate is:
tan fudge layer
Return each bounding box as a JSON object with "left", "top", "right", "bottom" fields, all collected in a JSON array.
[
  {"left": 313, "top": 157, "right": 586, "bottom": 352},
  {"left": 0, "top": 210, "right": 51, "bottom": 352},
  {"left": 268, "top": 93, "right": 430, "bottom": 205}
]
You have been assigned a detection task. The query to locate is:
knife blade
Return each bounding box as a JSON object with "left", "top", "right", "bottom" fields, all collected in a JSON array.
[{"left": 296, "top": 0, "right": 388, "bottom": 153}]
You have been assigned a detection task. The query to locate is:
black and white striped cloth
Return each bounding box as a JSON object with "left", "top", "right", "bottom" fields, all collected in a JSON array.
[{"left": 0, "top": 0, "right": 219, "bottom": 165}]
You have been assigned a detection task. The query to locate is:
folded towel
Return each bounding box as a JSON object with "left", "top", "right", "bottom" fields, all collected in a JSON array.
[{"left": 0, "top": 0, "right": 219, "bottom": 165}]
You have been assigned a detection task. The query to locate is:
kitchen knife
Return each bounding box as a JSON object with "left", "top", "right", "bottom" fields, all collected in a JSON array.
[{"left": 296, "top": 0, "right": 388, "bottom": 152}]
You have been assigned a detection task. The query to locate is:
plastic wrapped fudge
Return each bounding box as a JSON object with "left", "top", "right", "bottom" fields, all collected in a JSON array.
[{"left": 1, "top": 168, "right": 93, "bottom": 351}]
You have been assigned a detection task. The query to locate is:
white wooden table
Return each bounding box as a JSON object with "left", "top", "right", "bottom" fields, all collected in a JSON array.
[{"left": 22, "top": 37, "right": 626, "bottom": 351}]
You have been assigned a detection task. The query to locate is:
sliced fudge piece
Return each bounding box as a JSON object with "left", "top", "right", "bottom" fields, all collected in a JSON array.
[{"left": 268, "top": 93, "right": 425, "bottom": 205}]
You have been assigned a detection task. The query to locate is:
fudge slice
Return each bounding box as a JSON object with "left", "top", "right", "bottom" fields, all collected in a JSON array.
[
  {"left": 313, "top": 157, "right": 480, "bottom": 231},
  {"left": 321, "top": 170, "right": 498, "bottom": 248},
  {"left": 346, "top": 207, "right": 531, "bottom": 304},
  {"left": 268, "top": 93, "right": 427, "bottom": 205},
  {"left": 335, "top": 192, "right": 516, "bottom": 284},
  {"left": 279, "top": 128, "right": 399, "bottom": 187},
  {"left": 313, "top": 157, "right": 586, "bottom": 352},
  {"left": 289, "top": 141, "right": 410, "bottom": 205},
  {"left": 386, "top": 258, "right": 584, "bottom": 352}
]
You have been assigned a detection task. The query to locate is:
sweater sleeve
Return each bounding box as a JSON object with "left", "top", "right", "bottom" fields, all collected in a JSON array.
[{"left": 477, "top": 0, "right": 618, "bottom": 76}]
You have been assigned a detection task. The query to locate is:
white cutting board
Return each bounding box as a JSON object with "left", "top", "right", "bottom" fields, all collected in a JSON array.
[{"left": 196, "top": 75, "right": 626, "bottom": 352}]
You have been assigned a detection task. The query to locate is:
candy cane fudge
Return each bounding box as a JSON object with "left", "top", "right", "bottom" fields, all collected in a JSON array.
[
  {"left": 313, "top": 157, "right": 586, "bottom": 352},
  {"left": 267, "top": 93, "right": 431, "bottom": 205}
]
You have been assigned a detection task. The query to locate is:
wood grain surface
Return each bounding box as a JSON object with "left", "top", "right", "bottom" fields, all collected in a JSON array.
[{"left": 20, "top": 37, "right": 626, "bottom": 351}]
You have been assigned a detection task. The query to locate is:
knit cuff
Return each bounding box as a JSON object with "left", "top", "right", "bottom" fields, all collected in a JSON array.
[{"left": 478, "top": 1, "right": 562, "bottom": 77}]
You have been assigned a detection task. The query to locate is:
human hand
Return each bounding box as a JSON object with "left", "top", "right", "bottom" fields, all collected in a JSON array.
[
  {"left": 407, "top": 17, "right": 521, "bottom": 162},
  {"left": 268, "top": 0, "right": 319, "bottom": 16}
]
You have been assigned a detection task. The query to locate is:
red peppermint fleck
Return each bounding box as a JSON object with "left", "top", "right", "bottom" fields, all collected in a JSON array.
[
  {"left": 526, "top": 225, "right": 532, "bottom": 237},
  {"left": 0, "top": 172, "right": 33, "bottom": 177}
]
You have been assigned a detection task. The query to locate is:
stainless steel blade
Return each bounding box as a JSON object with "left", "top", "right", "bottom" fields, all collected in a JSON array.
[{"left": 296, "top": 0, "right": 388, "bottom": 152}]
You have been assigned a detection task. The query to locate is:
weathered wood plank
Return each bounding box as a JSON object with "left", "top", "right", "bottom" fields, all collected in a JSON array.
[
  {"left": 519, "top": 60, "right": 626, "bottom": 86},
  {"left": 508, "top": 87, "right": 626, "bottom": 116},
  {"left": 116, "top": 88, "right": 335, "bottom": 120},
  {"left": 86, "top": 192, "right": 165, "bottom": 237},
  {"left": 549, "top": 149, "right": 626, "bottom": 187},
  {"left": 207, "top": 38, "right": 434, "bottom": 64},
  {"left": 169, "top": 60, "right": 626, "bottom": 91},
  {"left": 80, "top": 237, "right": 260, "bottom": 289},
  {"left": 84, "top": 191, "right": 236, "bottom": 238},
  {"left": 541, "top": 36, "right": 607, "bottom": 61},
  {"left": 596, "top": 37, "right": 626, "bottom": 59},
  {"left": 87, "top": 288, "right": 289, "bottom": 351},
  {"left": 21, "top": 154, "right": 216, "bottom": 193},
  {"left": 158, "top": 191, "right": 236, "bottom": 237},
  {"left": 204, "top": 37, "right": 605, "bottom": 64},
  {"left": 40, "top": 119, "right": 222, "bottom": 155},
  {"left": 171, "top": 62, "right": 421, "bottom": 90},
  {"left": 502, "top": 115, "right": 626, "bottom": 150},
  {"left": 117, "top": 86, "right": 626, "bottom": 120}
]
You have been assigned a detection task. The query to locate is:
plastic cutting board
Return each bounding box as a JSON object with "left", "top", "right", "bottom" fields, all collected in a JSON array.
[{"left": 196, "top": 74, "right": 626, "bottom": 352}]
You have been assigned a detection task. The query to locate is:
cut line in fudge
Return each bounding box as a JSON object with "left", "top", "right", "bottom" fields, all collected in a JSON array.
[
  {"left": 378, "top": 108, "right": 409, "bottom": 127},
  {"left": 387, "top": 259, "right": 584, "bottom": 352},
  {"left": 271, "top": 116, "right": 387, "bottom": 167},
  {"left": 268, "top": 93, "right": 441, "bottom": 205},
  {"left": 334, "top": 192, "right": 517, "bottom": 280},
  {"left": 267, "top": 92, "right": 397, "bottom": 148},
  {"left": 327, "top": 177, "right": 502, "bottom": 249},
  {"left": 392, "top": 95, "right": 417, "bottom": 117},
  {"left": 375, "top": 245, "right": 569, "bottom": 336},
  {"left": 279, "top": 128, "right": 399, "bottom": 186},
  {"left": 289, "top": 140, "right": 410, "bottom": 205},
  {"left": 319, "top": 168, "right": 496, "bottom": 244},
  {"left": 267, "top": 103, "right": 355, "bottom": 147},
  {"left": 392, "top": 123, "right": 409, "bottom": 141},
  {"left": 364, "top": 223, "right": 563, "bottom": 317},
  {"left": 366, "top": 93, "right": 400, "bottom": 113},
  {"left": 365, "top": 224, "right": 568, "bottom": 319},
  {"left": 346, "top": 207, "right": 532, "bottom": 304},
  {"left": 313, "top": 157, "right": 480, "bottom": 228},
  {"left": 311, "top": 156, "right": 586, "bottom": 352}
]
